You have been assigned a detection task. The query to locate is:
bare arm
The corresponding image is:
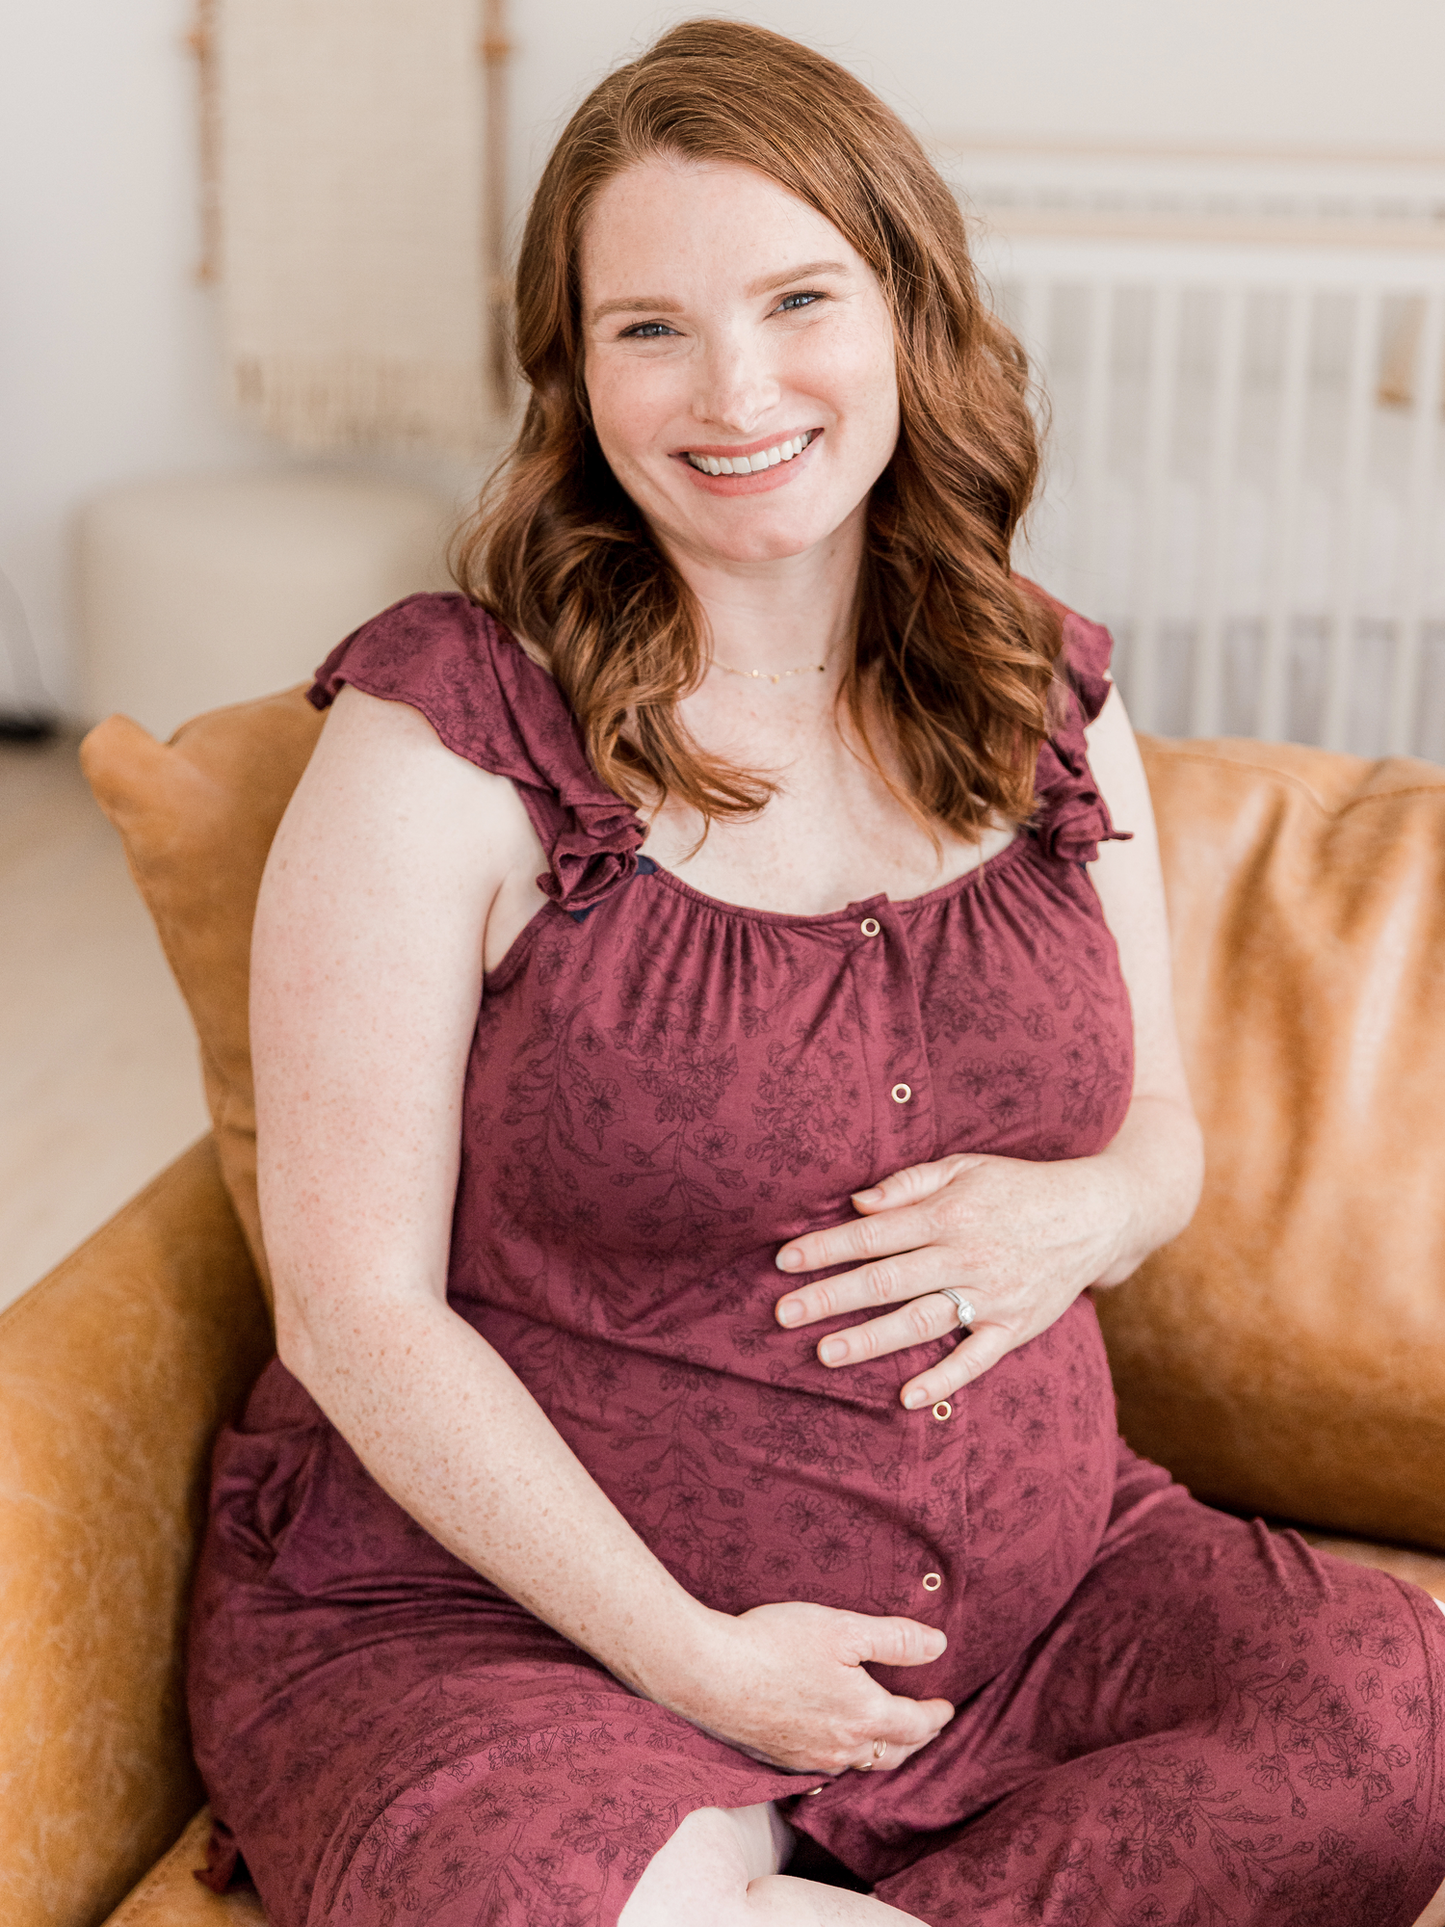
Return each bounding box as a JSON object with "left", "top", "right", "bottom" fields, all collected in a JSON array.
[
  {"left": 255, "top": 684, "right": 951, "bottom": 1774},
  {"left": 1068, "top": 681, "right": 1204, "bottom": 1280},
  {"left": 771, "top": 684, "right": 1205, "bottom": 1407}
]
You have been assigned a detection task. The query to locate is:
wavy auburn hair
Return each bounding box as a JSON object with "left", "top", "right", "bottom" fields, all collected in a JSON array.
[{"left": 451, "top": 17, "right": 1061, "bottom": 833}]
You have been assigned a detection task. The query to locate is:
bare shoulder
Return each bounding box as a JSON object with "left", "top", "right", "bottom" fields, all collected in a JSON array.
[
  {"left": 270, "top": 685, "right": 546, "bottom": 952},
  {"left": 1080, "top": 683, "right": 1191, "bottom": 1108},
  {"left": 287, "top": 682, "right": 535, "bottom": 865},
  {"left": 256, "top": 683, "right": 552, "bottom": 1044},
  {"left": 1081, "top": 680, "right": 1154, "bottom": 836},
  {"left": 1078, "top": 679, "right": 1164, "bottom": 928}
]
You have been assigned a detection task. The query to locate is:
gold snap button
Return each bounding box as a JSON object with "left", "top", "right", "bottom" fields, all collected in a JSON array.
[
  {"left": 922, "top": 1572, "right": 943, "bottom": 1592},
  {"left": 931, "top": 1400, "right": 953, "bottom": 1422},
  {"left": 890, "top": 1083, "right": 912, "bottom": 1104},
  {"left": 860, "top": 917, "right": 881, "bottom": 937}
]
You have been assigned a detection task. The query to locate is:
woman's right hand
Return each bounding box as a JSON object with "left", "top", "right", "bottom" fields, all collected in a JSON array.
[{"left": 647, "top": 1600, "right": 955, "bottom": 1775}]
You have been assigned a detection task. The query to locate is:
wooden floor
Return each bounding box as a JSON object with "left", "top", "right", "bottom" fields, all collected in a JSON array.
[{"left": 0, "top": 731, "right": 209, "bottom": 1312}]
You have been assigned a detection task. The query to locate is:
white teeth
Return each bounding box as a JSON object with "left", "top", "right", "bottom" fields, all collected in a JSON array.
[{"left": 685, "top": 431, "right": 813, "bottom": 474}]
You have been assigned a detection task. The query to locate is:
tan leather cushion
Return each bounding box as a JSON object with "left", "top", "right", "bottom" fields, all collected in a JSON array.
[
  {"left": 81, "top": 690, "right": 324, "bottom": 1307},
  {"left": 1299, "top": 1533, "right": 1445, "bottom": 1603},
  {"left": 103, "top": 1811, "right": 267, "bottom": 1925},
  {"left": 1099, "top": 739, "right": 1445, "bottom": 1552},
  {"left": 0, "top": 1140, "right": 273, "bottom": 1927},
  {"left": 81, "top": 693, "right": 1445, "bottom": 1551}
]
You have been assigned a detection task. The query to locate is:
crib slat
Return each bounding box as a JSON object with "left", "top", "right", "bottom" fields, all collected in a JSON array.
[
  {"left": 1323, "top": 290, "right": 1386, "bottom": 751},
  {"left": 1258, "top": 288, "right": 1313, "bottom": 740},
  {"left": 1075, "top": 283, "right": 1114, "bottom": 604},
  {"left": 1015, "top": 277, "right": 1052, "bottom": 378},
  {"left": 1386, "top": 286, "right": 1445, "bottom": 756},
  {"left": 1191, "top": 286, "right": 1247, "bottom": 737},
  {"left": 1128, "top": 285, "right": 1183, "bottom": 731}
]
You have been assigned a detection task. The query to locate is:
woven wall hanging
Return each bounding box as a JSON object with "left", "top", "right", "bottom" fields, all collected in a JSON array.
[{"left": 192, "top": 0, "right": 510, "bottom": 454}]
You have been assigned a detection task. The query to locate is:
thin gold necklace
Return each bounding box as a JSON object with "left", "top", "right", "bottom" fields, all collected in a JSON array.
[{"left": 711, "top": 658, "right": 827, "bottom": 685}]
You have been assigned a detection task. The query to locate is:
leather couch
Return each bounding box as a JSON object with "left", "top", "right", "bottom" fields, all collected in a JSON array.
[{"left": 4, "top": 685, "right": 1444, "bottom": 1927}]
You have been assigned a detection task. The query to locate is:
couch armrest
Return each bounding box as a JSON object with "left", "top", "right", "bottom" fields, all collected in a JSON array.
[{"left": 0, "top": 1138, "right": 274, "bottom": 1927}]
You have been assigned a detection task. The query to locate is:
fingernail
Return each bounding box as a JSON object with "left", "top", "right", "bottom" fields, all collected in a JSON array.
[
  {"left": 777, "top": 1299, "right": 804, "bottom": 1327},
  {"left": 926, "top": 1632, "right": 947, "bottom": 1658},
  {"left": 853, "top": 1186, "right": 882, "bottom": 1205},
  {"left": 902, "top": 1388, "right": 925, "bottom": 1410},
  {"left": 776, "top": 1248, "right": 803, "bottom": 1272},
  {"left": 819, "top": 1338, "right": 846, "bottom": 1364}
]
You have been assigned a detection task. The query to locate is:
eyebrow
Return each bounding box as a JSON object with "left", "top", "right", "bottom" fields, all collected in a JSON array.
[{"left": 588, "top": 258, "right": 853, "bottom": 325}]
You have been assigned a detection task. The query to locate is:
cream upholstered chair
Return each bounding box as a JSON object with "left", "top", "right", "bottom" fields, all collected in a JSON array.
[{"left": 3, "top": 686, "right": 1444, "bottom": 1925}]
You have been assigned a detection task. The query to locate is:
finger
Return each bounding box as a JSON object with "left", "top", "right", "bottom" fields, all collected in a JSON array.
[
  {"left": 869, "top": 1691, "right": 957, "bottom": 1750},
  {"left": 840, "top": 1614, "right": 948, "bottom": 1670},
  {"left": 778, "top": 1248, "right": 961, "bottom": 1332},
  {"left": 854, "top": 1724, "right": 954, "bottom": 1772},
  {"left": 880, "top": 1731, "right": 950, "bottom": 1769},
  {"left": 899, "top": 1322, "right": 1016, "bottom": 1408},
  {"left": 850, "top": 1154, "right": 983, "bottom": 1214},
  {"left": 814, "top": 1289, "right": 976, "bottom": 1370},
  {"left": 775, "top": 1199, "right": 939, "bottom": 1284}
]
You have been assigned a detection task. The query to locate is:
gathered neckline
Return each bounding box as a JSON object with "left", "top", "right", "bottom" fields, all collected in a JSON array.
[{"left": 635, "top": 827, "right": 1032, "bottom": 927}]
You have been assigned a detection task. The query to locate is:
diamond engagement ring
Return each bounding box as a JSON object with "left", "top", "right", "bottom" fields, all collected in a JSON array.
[{"left": 940, "top": 1289, "right": 976, "bottom": 1330}]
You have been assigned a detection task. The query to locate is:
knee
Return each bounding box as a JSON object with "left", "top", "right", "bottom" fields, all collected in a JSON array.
[{"left": 620, "top": 1804, "right": 775, "bottom": 1926}]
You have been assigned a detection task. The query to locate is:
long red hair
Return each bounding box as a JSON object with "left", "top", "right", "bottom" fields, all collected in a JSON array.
[{"left": 451, "top": 17, "right": 1060, "bottom": 834}]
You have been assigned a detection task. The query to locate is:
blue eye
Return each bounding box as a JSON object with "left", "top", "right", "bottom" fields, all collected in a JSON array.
[
  {"left": 621, "top": 321, "right": 676, "bottom": 339},
  {"left": 777, "top": 291, "right": 823, "bottom": 313}
]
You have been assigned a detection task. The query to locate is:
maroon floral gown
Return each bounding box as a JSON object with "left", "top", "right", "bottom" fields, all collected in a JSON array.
[{"left": 189, "top": 592, "right": 1445, "bottom": 1927}]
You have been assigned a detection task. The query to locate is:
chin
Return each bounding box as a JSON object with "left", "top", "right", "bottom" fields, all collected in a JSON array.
[
  {"left": 678, "top": 501, "right": 848, "bottom": 567},
  {"left": 705, "top": 528, "right": 825, "bottom": 566}
]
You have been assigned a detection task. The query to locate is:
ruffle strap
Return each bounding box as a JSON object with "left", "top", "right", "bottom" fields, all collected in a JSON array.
[
  {"left": 309, "top": 594, "right": 646, "bottom": 912},
  {"left": 1027, "top": 604, "right": 1133, "bottom": 865},
  {"left": 535, "top": 795, "right": 647, "bottom": 911},
  {"left": 1031, "top": 736, "right": 1130, "bottom": 865}
]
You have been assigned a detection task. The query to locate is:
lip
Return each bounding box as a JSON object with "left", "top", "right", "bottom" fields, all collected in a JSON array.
[
  {"left": 671, "top": 428, "right": 822, "bottom": 496},
  {"left": 675, "top": 427, "right": 819, "bottom": 461}
]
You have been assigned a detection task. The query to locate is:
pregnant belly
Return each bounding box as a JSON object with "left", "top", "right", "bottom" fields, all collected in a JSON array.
[{"left": 479, "top": 1294, "right": 1121, "bottom": 1705}]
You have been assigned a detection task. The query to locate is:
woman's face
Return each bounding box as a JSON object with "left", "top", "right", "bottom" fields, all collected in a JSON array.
[{"left": 581, "top": 155, "right": 899, "bottom": 573}]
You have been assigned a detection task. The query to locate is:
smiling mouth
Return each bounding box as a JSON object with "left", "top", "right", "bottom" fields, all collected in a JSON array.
[{"left": 682, "top": 430, "right": 817, "bottom": 476}]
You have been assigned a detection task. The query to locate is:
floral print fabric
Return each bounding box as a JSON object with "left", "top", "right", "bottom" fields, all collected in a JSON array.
[{"left": 188, "top": 594, "right": 1445, "bottom": 1925}]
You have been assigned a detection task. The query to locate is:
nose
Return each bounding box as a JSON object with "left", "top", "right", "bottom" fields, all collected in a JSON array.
[{"left": 691, "top": 331, "right": 779, "bottom": 436}]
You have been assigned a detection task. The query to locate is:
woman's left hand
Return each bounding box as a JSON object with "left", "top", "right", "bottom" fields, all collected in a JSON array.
[{"left": 772, "top": 1151, "right": 1136, "bottom": 1409}]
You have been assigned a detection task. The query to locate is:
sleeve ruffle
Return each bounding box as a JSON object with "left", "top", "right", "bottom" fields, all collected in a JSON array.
[
  {"left": 1028, "top": 607, "right": 1133, "bottom": 865},
  {"left": 309, "top": 593, "right": 645, "bottom": 912}
]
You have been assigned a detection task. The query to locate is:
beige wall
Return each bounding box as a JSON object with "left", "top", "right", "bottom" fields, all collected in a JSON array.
[
  {"left": 512, "top": 0, "right": 1445, "bottom": 171},
  {"left": 4, "top": 0, "right": 1443, "bottom": 715}
]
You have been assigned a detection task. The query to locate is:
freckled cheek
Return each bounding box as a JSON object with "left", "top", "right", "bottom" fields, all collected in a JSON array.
[
  {"left": 586, "top": 367, "right": 683, "bottom": 489},
  {"left": 784, "top": 328, "right": 898, "bottom": 459}
]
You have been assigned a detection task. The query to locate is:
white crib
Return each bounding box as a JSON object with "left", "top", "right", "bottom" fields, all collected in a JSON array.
[{"left": 944, "top": 142, "right": 1445, "bottom": 759}]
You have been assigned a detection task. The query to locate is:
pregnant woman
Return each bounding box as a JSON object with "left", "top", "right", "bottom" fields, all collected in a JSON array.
[{"left": 189, "top": 20, "right": 1445, "bottom": 1925}]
